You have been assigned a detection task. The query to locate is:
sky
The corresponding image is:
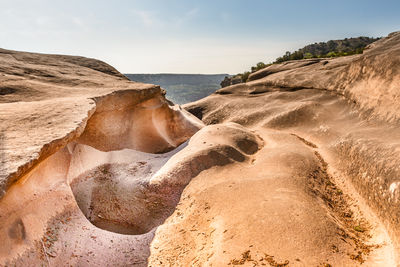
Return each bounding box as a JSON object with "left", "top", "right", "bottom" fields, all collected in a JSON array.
[{"left": 0, "top": 0, "right": 399, "bottom": 74}]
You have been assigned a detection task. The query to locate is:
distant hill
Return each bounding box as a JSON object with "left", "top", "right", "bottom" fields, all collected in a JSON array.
[
  {"left": 223, "top": 36, "right": 381, "bottom": 87},
  {"left": 275, "top": 36, "right": 381, "bottom": 63},
  {"left": 124, "top": 74, "right": 228, "bottom": 104}
]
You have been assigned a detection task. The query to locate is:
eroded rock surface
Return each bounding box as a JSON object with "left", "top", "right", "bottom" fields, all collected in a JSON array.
[
  {"left": 1, "top": 32, "right": 400, "bottom": 267},
  {"left": 0, "top": 48, "right": 203, "bottom": 266},
  {"left": 183, "top": 31, "right": 400, "bottom": 265}
]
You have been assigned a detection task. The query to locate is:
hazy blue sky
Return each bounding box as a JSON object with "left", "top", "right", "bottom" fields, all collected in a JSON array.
[{"left": 1, "top": 0, "right": 399, "bottom": 74}]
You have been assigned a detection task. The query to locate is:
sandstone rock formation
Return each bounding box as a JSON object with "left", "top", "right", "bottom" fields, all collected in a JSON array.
[
  {"left": 184, "top": 31, "right": 400, "bottom": 266},
  {"left": 0, "top": 49, "right": 203, "bottom": 265},
  {"left": 1, "top": 32, "right": 400, "bottom": 266}
]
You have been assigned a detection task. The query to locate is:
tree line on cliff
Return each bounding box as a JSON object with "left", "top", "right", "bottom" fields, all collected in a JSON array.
[{"left": 222, "top": 36, "right": 380, "bottom": 87}]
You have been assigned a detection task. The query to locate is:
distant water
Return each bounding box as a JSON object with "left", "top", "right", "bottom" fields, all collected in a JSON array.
[{"left": 124, "top": 73, "right": 228, "bottom": 105}]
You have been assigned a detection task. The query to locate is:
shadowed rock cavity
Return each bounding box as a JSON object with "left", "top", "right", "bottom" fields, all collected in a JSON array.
[
  {"left": 0, "top": 87, "right": 17, "bottom": 95},
  {"left": 0, "top": 91, "right": 204, "bottom": 249},
  {"left": 70, "top": 123, "right": 262, "bottom": 235},
  {"left": 77, "top": 92, "right": 203, "bottom": 153}
]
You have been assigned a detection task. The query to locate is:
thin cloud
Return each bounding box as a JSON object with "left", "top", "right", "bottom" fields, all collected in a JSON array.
[
  {"left": 174, "top": 7, "right": 199, "bottom": 26},
  {"left": 131, "top": 7, "right": 199, "bottom": 28},
  {"left": 186, "top": 8, "right": 199, "bottom": 18},
  {"left": 131, "top": 9, "right": 160, "bottom": 27}
]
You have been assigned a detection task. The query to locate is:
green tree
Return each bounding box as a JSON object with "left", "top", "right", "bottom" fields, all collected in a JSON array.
[
  {"left": 326, "top": 51, "right": 337, "bottom": 57},
  {"left": 241, "top": 71, "right": 250, "bottom": 82},
  {"left": 304, "top": 52, "right": 313, "bottom": 59},
  {"left": 251, "top": 62, "right": 267, "bottom": 72}
]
